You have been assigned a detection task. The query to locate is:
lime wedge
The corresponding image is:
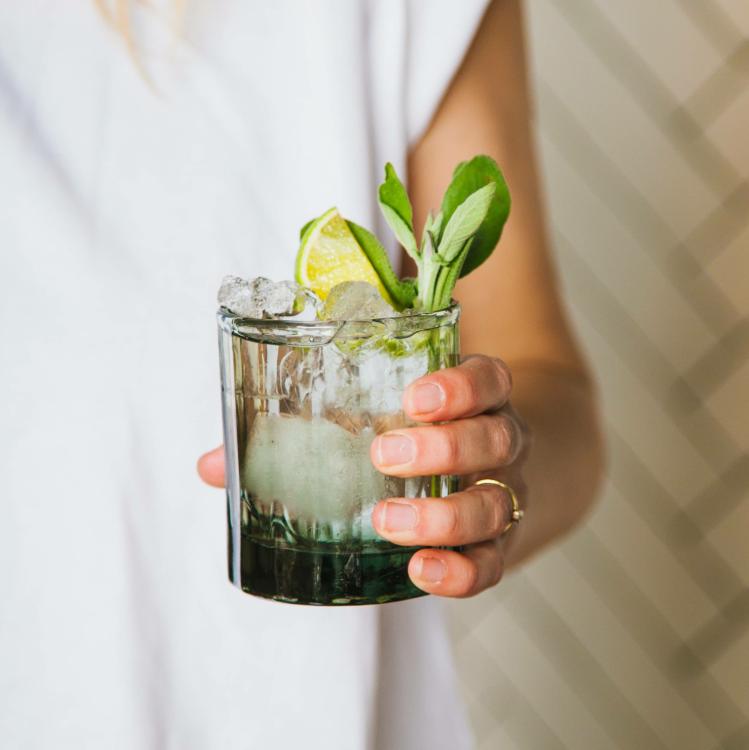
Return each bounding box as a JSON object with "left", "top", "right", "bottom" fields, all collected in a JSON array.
[{"left": 295, "top": 208, "right": 394, "bottom": 304}]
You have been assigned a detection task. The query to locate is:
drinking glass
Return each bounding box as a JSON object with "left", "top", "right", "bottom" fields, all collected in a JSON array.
[{"left": 217, "top": 304, "right": 460, "bottom": 605}]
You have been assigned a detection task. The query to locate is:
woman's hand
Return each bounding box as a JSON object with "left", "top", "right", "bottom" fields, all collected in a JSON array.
[
  {"left": 197, "top": 354, "right": 529, "bottom": 600},
  {"left": 370, "top": 355, "right": 529, "bottom": 598}
]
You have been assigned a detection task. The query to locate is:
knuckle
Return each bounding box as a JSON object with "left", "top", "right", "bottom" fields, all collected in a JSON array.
[
  {"left": 483, "top": 486, "right": 506, "bottom": 536},
  {"left": 454, "top": 369, "right": 481, "bottom": 412},
  {"left": 491, "top": 357, "right": 513, "bottom": 395},
  {"left": 489, "top": 415, "right": 514, "bottom": 463},
  {"left": 439, "top": 499, "right": 462, "bottom": 539},
  {"left": 508, "top": 415, "right": 525, "bottom": 463},
  {"left": 440, "top": 427, "right": 462, "bottom": 466}
]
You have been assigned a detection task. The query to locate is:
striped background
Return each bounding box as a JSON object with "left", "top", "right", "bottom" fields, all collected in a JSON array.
[{"left": 447, "top": 1, "right": 749, "bottom": 748}]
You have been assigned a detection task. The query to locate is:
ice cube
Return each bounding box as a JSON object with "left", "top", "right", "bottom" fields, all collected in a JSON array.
[
  {"left": 321, "top": 281, "right": 395, "bottom": 321},
  {"left": 290, "top": 287, "right": 323, "bottom": 321},
  {"left": 217, "top": 275, "right": 314, "bottom": 318},
  {"left": 217, "top": 275, "right": 257, "bottom": 316}
]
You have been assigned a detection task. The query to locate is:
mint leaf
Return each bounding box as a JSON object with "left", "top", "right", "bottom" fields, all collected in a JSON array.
[
  {"left": 380, "top": 205, "right": 419, "bottom": 259},
  {"left": 436, "top": 183, "right": 495, "bottom": 264},
  {"left": 440, "top": 155, "right": 511, "bottom": 277},
  {"left": 379, "top": 163, "right": 413, "bottom": 227},
  {"left": 346, "top": 220, "right": 417, "bottom": 310},
  {"left": 378, "top": 163, "right": 418, "bottom": 260}
]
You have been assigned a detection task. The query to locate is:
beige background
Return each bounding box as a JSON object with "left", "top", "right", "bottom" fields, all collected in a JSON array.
[{"left": 446, "top": 1, "right": 749, "bottom": 748}]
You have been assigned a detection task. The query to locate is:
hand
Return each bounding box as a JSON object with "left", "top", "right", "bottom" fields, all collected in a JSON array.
[
  {"left": 197, "top": 355, "right": 529, "bottom": 599},
  {"left": 369, "top": 355, "right": 529, "bottom": 598}
]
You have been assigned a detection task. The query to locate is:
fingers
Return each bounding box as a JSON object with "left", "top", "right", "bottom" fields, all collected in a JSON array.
[
  {"left": 407, "top": 541, "right": 504, "bottom": 597},
  {"left": 197, "top": 446, "right": 225, "bottom": 487},
  {"left": 372, "top": 482, "right": 515, "bottom": 546},
  {"left": 403, "top": 355, "right": 512, "bottom": 422},
  {"left": 370, "top": 411, "right": 522, "bottom": 477}
]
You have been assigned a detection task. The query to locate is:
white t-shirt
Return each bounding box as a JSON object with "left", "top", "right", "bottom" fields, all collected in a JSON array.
[{"left": 0, "top": 2, "right": 488, "bottom": 748}]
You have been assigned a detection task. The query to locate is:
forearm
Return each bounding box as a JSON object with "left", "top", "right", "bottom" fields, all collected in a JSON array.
[
  {"left": 404, "top": 0, "right": 605, "bottom": 572},
  {"left": 501, "top": 365, "right": 605, "bottom": 568}
]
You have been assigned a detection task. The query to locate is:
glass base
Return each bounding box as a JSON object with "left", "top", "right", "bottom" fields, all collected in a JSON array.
[{"left": 233, "top": 535, "right": 428, "bottom": 606}]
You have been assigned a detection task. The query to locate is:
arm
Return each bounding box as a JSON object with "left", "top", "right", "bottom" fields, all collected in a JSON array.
[
  {"left": 199, "top": 0, "right": 604, "bottom": 595},
  {"left": 411, "top": 0, "right": 603, "bottom": 568},
  {"left": 368, "top": 0, "right": 603, "bottom": 589}
]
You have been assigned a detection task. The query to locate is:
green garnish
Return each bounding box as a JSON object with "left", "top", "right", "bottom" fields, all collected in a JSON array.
[{"left": 298, "top": 154, "right": 510, "bottom": 313}]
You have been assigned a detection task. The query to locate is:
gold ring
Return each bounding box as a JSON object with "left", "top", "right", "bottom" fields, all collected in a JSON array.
[{"left": 474, "top": 478, "right": 524, "bottom": 534}]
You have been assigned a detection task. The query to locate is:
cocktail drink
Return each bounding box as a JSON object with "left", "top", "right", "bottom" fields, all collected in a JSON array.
[
  {"left": 216, "top": 155, "right": 510, "bottom": 605},
  {"left": 219, "top": 303, "right": 459, "bottom": 605}
]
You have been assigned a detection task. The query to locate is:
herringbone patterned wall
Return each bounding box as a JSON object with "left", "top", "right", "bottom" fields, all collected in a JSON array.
[{"left": 447, "top": 1, "right": 749, "bottom": 748}]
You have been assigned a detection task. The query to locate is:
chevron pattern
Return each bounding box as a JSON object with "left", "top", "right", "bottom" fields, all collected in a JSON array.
[{"left": 446, "top": 1, "right": 749, "bottom": 747}]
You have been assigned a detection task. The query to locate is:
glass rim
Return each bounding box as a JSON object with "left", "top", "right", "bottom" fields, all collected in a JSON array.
[
  {"left": 217, "top": 301, "right": 460, "bottom": 344},
  {"left": 217, "top": 299, "right": 459, "bottom": 326}
]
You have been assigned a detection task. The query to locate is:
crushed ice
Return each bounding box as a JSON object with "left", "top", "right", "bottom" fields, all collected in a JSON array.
[
  {"left": 218, "top": 276, "right": 400, "bottom": 322},
  {"left": 320, "top": 281, "right": 395, "bottom": 321},
  {"left": 217, "top": 275, "right": 320, "bottom": 319}
]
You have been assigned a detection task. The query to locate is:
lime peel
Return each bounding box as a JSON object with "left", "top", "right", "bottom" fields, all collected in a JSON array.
[{"left": 295, "top": 208, "right": 394, "bottom": 305}]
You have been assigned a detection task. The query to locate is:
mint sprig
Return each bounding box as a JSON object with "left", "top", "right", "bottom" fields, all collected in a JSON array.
[
  {"left": 379, "top": 155, "right": 510, "bottom": 312},
  {"left": 299, "top": 154, "right": 510, "bottom": 313}
]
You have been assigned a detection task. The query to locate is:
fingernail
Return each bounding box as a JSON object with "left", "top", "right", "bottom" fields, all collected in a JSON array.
[
  {"left": 382, "top": 501, "right": 418, "bottom": 532},
  {"left": 410, "top": 382, "right": 444, "bottom": 414},
  {"left": 416, "top": 556, "right": 447, "bottom": 583},
  {"left": 377, "top": 434, "right": 415, "bottom": 466}
]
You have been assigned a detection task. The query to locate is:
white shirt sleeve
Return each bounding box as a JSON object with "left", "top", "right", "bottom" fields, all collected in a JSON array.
[{"left": 404, "top": 0, "right": 490, "bottom": 146}]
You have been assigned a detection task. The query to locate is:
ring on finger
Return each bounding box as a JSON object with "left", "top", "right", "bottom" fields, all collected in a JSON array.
[{"left": 474, "top": 478, "right": 524, "bottom": 535}]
